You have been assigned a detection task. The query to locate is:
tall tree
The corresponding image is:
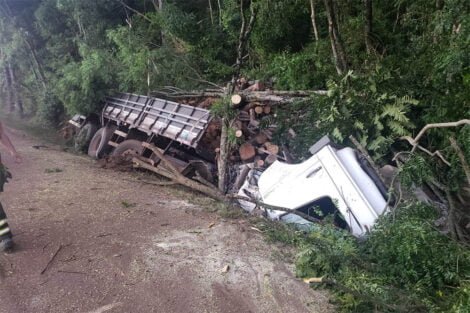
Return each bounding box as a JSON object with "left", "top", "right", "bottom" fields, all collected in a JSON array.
[
  {"left": 310, "top": 0, "right": 320, "bottom": 41},
  {"left": 323, "top": 0, "right": 348, "bottom": 74},
  {"left": 364, "top": 0, "right": 373, "bottom": 54}
]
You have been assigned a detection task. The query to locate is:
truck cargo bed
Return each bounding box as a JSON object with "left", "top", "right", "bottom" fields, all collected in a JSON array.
[{"left": 103, "top": 93, "right": 212, "bottom": 148}]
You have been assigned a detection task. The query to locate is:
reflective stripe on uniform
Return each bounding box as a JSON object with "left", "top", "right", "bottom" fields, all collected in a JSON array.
[
  {"left": 0, "top": 219, "right": 7, "bottom": 227},
  {"left": 0, "top": 227, "right": 10, "bottom": 236}
]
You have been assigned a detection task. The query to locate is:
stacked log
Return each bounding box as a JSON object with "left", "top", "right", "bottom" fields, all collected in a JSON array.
[
  {"left": 227, "top": 92, "right": 288, "bottom": 169},
  {"left": 152, "top": 82, "right": 327, "bottom": 171}
]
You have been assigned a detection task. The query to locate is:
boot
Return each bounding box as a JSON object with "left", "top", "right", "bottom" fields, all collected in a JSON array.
[{"left": 0, "top": 237, "right": 13, "bottom": 252}]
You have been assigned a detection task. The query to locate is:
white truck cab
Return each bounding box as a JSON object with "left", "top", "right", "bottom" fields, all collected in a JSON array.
[{"left": 239, "top": 136, "right": 389, "bottom": 237}]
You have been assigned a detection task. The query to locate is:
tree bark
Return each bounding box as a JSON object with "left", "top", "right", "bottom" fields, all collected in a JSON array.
[
  {"left": 323, "top": 0, "right": 348, "bottom": 75},
  {"left": 4, "top": 66, "right": 13, "bottom": 113},
  {"left": 151, "top": 0, "right": 165, "bottom": 44},
  {"left": 218, "top": 0, "right": 257, "bottom": 193},
  {"left": 208, "top": 0, "right": 214, "bottom": 25},
  {"left": 22, "top": 36, "right": 47, "bottom": 89},
  {"left": 8, "top": 64, "right": 23, "bottom": 116},
  {"left": 230, "top": 0, "right": 257, "bottom": 91},
  {"left": 364, "top": 0, "right": 373, "bottom": 54},
  {"left": 218, "top": 118, "right": 230, "bottom": 192},
  {"left": 310, "top": 0, "right": 319, "bottom": 41},
  {"left": 449, "top": 137, "right": 470, "bottom": 186},
  {"left": 216, "top": 0, "right": 223, "bottom": 25}
]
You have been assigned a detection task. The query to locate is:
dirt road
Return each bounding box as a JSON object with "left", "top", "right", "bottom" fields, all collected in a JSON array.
[{"left": 0, "top": 128, "right": 333, "bottom": 313}]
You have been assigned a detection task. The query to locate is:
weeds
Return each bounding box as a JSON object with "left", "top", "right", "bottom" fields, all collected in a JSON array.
[{"left": 44, "top": 168, "right": 63, "bottom": 173}]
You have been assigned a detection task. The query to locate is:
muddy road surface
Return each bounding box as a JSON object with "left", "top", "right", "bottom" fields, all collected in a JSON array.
[{"left": 0, "top": 127, "right": 333, "bottom": 313}]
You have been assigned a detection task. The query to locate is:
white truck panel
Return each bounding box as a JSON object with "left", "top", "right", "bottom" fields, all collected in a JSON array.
[{"left": 258, "top": 144, "right": 387, "bottom": 237}]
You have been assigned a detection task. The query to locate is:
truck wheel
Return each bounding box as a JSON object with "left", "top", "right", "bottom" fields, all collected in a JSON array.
[
  {"left": 88, "top": 125, "right": 116, "bottom": 159},
  {"left": 74, "top": 122, "right": 98, "bottom": 153},
  {"left": 111, "top": 139, "right": 143, "bottom": 161}
]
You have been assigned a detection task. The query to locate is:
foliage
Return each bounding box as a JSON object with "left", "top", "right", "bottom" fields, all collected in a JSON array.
[
  {"left": 210, "top": 97, "right": 236, "bottom": 119},
  {"left": 35, "top": 92, "right": 65, "bottom": 126},
  {"left": 275, "top": 68, "right": 418, "bottom": 159},
  {"left": 54, "top": 47, "right": 117, "bottom": 115},
  {"left": 256, "top": 43, "right": 333, "bottom": 90},
  {"left": 296, "top": 224, "right": 359, "bottom": 278},
  {"left": 264, "top": 202, "right": 470, "bottom": 312}
]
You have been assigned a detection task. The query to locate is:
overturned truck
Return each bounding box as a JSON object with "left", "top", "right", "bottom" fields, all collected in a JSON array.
[
  {"left": 70, "top": 92, "right": 389, "bottom": 237},
  {"left": 70, "top": 92, "right": 216, "bottom": 182}
]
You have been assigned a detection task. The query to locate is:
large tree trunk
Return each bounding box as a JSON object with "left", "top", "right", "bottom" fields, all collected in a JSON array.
[
  {"left": 310, "top": 0, "right": 320, "bottom": 41},
  {"left": 323, "top": 0, "right": 348, "bottom": 75},
  {"left": 364, "top": 0, "right": 373, "bottom": 54}
]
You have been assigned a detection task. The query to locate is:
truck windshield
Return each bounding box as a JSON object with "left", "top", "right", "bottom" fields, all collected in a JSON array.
[{"left": 296, "top": 197, "right": 349, "bottom": 230}]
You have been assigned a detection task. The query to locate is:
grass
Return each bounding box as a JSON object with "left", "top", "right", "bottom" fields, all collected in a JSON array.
[{"left": 121, "top": 200, "right": 137, "bottom": 208}]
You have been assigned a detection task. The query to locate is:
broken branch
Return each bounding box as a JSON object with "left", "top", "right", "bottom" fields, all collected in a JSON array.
[
  {"left": 401, "top": 136, "right": 451, "bottom": 166},
  {"left": 41, "top": 244, "right": 64, "bottom": 275},
  {"left": 227, "top": 194, "right": 323, "bottom": 225}
]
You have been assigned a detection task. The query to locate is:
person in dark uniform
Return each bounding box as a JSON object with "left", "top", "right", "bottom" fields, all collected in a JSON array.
[{"left": 0, "top": 121, "right": 21, "bottom": 252}]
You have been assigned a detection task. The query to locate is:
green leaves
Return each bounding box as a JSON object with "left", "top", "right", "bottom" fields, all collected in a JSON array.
[
  {"left": 275, "top": 68, "right": 417, "bottom": 159},
  {"left": 270, "top": 201, "right": 470, "bottom": 312},
  {"left": 55, "top": 48, "right": 116, "bottom": 115}
]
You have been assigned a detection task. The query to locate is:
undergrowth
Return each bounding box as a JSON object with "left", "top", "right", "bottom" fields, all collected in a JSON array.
[{"left": 258, "top": 202, "right": 470, "bottom": 313}]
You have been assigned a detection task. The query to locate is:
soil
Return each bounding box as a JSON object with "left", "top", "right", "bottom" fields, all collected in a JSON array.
[{"left": 0, "top": 127, "right": 334, "bottom": 313}]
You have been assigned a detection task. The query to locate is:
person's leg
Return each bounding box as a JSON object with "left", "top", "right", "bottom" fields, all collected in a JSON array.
[{"left": 0, "top": 201, "right": 13, "bottom": 251}]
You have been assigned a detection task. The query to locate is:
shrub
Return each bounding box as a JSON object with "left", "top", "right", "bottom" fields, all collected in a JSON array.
[{"left": 265, "top": 202, "right": 470, "bottom": 312}]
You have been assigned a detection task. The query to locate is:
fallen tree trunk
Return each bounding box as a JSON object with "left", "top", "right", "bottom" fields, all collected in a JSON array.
[
  {"left": 153, "top": 89, "right": 327, "bottom": 103},
  {"left": 133, "top": 152, "right": 322, "bottom": 225},
  {"left": 135, "top": 143, "right": 227, "bottom": 201},
  {"left": 133, "top": 158, "right": 226, "bottom": 201}
]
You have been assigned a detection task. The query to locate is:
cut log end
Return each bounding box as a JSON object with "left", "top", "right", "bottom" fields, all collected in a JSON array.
[
  {"left": 267, "top": 144, "right": 279, "bottom": 155},
  {"left": 239, "top": 143, "right": 256, "bottom": 162},
  {"left": 254, "top": 133, "right": 268, "bottom": 145},
  {"left": 231, "top": 94, "right": 243, "bottom": 108},
  {"left": 254, "top": 106, "right": 264, "bottom": 115},
  {"left": 255, "top": 158, "right": 265, "bottom": 168}
]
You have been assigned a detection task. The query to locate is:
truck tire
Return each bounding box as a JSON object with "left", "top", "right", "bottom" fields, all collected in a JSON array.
[
  {"left": 111, "top": 139, "right": 143, "bottom": 160},
  {"left": 74, "top": 122, "right": 98, "bottom": 153},
  {"left": 88, "top": 125, "right": 116, "bottom": 159}
]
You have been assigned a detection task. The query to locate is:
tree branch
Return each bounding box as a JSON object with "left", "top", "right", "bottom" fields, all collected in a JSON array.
[
  {"left": 410, "top": 119, "right": 470, "bottom": 153},
  {"left": 118, "top": 1, "right": 152, "bottom": 22}
]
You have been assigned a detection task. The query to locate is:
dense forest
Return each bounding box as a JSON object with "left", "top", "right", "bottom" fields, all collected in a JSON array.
[{"left": 0, "top": 0, "right": 469, "bottom": 312}]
